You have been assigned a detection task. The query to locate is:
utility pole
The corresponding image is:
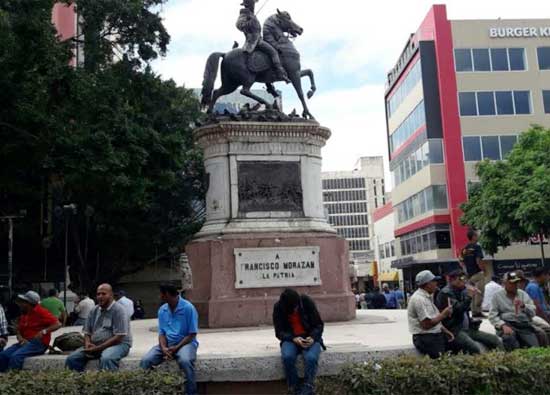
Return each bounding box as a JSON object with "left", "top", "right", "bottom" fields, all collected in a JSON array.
[
  {"left": 62, "top": 204, "right": 77, "bottom": 309},
  {"left": 1, "top": 212, "right": 26, "bottom": 299}
]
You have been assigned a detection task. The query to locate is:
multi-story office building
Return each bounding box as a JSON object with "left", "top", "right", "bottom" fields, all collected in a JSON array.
[
  {"left": 385, "top": 4, "right": 550, "bottom": 288},
  {"left": 322, "top": 157, "right": 386, "bottom": 289}
]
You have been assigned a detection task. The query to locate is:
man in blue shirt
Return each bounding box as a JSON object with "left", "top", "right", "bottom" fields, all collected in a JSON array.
[
  {"left": 525, "top": 268, "right": 550, "bottom": 322},
  {"left": 140, "top": 284, "right": 199, "bottom": 395},
  {"left": 382, "top": 284, "right": 398, "bottom": 309}
]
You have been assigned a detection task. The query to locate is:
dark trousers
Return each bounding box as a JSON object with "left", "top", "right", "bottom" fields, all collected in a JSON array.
[
  {"left": 450, "top": 329, "right": 504, "bottom": 354},
  {"left": 281, "top": 341, "right": 322, "bottom": 393},
  {"left": 498, "top": 322, "right": 539, "bottom": 351},
  {"left": 412, "top": 333, "right": 446, "bottom": 359}
]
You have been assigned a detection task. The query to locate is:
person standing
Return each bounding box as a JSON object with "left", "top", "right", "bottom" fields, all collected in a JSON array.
[
  {"left": 0, "top": 291, "right": 61, "bottom": 371},
  {"left": 73, "top": 293, "right": 96, "bottom": 326},
  {"left": 114, "top": 290, "right": 134, "bottom": 320},
  {"left": 65, "top": 284, "right": 132, "bottom": 371},
  {"left": 525, "top": 268, "right": 550, "bottom": 323},
  {"left": 370, "top": 287, "right": 387, "bottom": 309},
  {"left": 140, "top": 284, "right": 199, "bottom": 395},
  {"left": 273, "top": 289, "right": 325, "bottom": 395},
  {"left": 394, "top": 287, "right": 405, "bottom": 309},
  {"left": 436, "top": 270, "right": 503, "bottom": 354},
  {"left": 382, "top": 284, "right": 398, "bottom": 309},
  {"left": 408, "top": 271, "right": 454, "bottom": 359},
  {"left": 488, "top": 272, "right": 539, "bottom": 350},
  {"left": 40, "top": 289, "right": 67, "bottom": 326},
  {"left": 0, "top": 304, "right": 8, "bottom": 351},
  {"left": 460, "top": 230, "right": 487, "bottom": 317}
]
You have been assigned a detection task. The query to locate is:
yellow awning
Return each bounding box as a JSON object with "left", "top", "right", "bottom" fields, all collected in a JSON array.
[{"left": 379, "top": 272, "right": 399, "bottom": 282}]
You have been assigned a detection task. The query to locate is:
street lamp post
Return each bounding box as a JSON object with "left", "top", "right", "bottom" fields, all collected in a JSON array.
[
  {"left": 62, "top": 204, "right": 77, "bottom": 309},
  {"left": 1, "top": 211, "right": 26, "bottom": 299}
]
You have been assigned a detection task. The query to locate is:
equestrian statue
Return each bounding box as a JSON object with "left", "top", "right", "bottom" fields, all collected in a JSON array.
[{"left": 201, "top": 0, "right": 317, "bottom": 119}]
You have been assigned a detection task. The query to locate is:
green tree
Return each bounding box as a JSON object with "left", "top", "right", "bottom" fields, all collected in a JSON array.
[
  {"left": 0, "top": 0, "right": 205, "bottom": 293},
  {"left": 461, "top": 126, "right": 550, "bottom": 263}
]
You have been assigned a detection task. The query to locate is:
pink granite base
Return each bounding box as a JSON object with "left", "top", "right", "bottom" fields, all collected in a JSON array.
[{"left": 185, "top": 232, "right": 356, "bottom": 328}]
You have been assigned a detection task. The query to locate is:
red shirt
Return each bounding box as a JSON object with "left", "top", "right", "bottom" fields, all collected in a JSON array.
[
  {"left": 288, "top": 310, "right": 306, "bottom": 337},
  {"left": 18, "top": 304, "right": 59, "bottom": 346}
]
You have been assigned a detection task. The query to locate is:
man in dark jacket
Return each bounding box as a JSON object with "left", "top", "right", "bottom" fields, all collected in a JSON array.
[
  {"left": 273, "top": 289, "right": 324, "bottom": 395},
  {"left": 436, "top": 270, "right": 503, "bottom": 354}
]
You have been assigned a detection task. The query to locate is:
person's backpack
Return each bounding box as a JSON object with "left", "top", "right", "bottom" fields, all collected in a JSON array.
[{"left": 51, "top": 332, "right": 84, "bottom": 353}]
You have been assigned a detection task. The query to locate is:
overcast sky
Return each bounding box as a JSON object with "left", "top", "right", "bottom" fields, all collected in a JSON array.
[{"left": 152, "top": 0, "right": 548, "bottom": 186}]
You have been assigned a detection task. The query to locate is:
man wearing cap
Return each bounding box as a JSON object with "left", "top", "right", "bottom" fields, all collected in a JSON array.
[
  {"left": 65, "top": 284, "right": 132, "bottom": 371},
  {"left": 408, "top": 270, "right": 454, "bottom": 358},
  {"left": 488, "top": 272, "right": 539, "bottom": 350},
  {"left": 0, "top": 291, "right": 61, "bottom": 371},
  {"left": 436, "top": 270, "right": 503, "bottom": 354}
]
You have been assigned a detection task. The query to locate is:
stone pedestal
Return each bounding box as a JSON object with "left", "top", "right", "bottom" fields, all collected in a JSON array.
[{"left": 186, "top": 121, "right": 355, "bottom": 328}]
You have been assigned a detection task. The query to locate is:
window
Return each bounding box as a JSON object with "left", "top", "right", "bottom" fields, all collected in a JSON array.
[
  {"left": 495, "top": 91, "right": 514, "bottom": 115},
  {"left": 509, "top": 48, "right": 526, "bottom": 71},
  {"left": 390, "top": 101, "right": 426, "bottom": 153},
  {"left": 477, "top": 91, "right": 496, "bottom": 115},
  {"left": 481, "top": 136, "right": 501, "bottom": 160},
  {"left": 537, "top": 47, "right": 550, "bottom": 70},
  {"left": 544, "top": 91, "right": 550, "bottom": 114},
  {"left": 490, "top": 48, "right": 509, "bottom": 71},
  {"left": 392, "top": 139, "right": 444, "bottom": 187},
  {"left": 433, "top": 185, "right": 448, "bottom": 209},
  {"left": 463, "top": 136, "right": 482, "bottom": 161},
  {"left": 455, "top": 49, "right": 473, "bottom": 72},
  {"left": 500, "top": 135, "right": 518, "bottom": 158},
  {"left": 387, "top": 60, "right": 422, "bottom": 117},
  {"left": 459, "top": 92, "right": 477, "bottom": 116},
  {"left": 513, "top": 91, "right": 531, "bottom": 114},
  {"left": 429, "top": 140, "right": 444, "bottom": 164},
  {"left": 395, "top": 186, "right": 448, "bottom": 224},
  {"left": 473, "top": 49, "right": 491, "bottom": 71},
  {"left": 399, "top": 225, "right": 451, "bottom": 254}
]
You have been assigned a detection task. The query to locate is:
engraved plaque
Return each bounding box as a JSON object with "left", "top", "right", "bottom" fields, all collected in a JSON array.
[
  {"left": 235, "top": 247, "right": 321, "bottom": 289},
  {"left": 237, "top": 161, "right": 303, "bottom": 213}
]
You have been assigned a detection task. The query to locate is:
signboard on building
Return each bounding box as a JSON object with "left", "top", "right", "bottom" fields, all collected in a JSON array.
[
  {"left": 234, "top": 247, "right": 321, "bottom": 289},
  {"left": 492, "top": 259, "right": 546, "bottom": 277},
  {"left": 490, "top": 27, "right": 550, "bottom": 38}
]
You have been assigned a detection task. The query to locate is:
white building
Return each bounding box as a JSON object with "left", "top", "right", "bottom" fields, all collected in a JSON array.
[{"left": 372, "top": 195, "right": 402, "bottom": 287}]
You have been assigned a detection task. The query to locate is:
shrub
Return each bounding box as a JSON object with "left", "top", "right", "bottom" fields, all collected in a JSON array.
[
  {"left": 317, "top": 349, "right": 550, "bottom": 395},
  {"left": 0, "top": 370, "right": 184, "bottom": 395}
]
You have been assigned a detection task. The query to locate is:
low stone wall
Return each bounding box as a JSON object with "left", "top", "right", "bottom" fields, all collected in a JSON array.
[{"left": 23, "top": 345, "right": 418, "bottom": 382}]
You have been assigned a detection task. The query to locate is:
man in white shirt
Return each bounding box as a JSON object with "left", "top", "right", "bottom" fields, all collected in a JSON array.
[
  {"left": 482, "top": 276, "right": 502, "bottom": 312},
  {"left": 115, "top": 290, "right": 134, "bottom": 320},
  {"left": 74, "top": 293, "right": 96, "bottom": 326}
]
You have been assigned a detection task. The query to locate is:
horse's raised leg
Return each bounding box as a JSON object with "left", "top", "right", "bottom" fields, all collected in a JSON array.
[
  {"left": 265, "top": 83, "right": 280, "bottom": 110},
  {"left": 241, "top": 82, "right": 273, "bottom": 109},
  {"left": 300, "top": 69, "right": 317, "bottom": 99},
  {"left": 290, "top": 71, "right": 314, "bottom": 120}
]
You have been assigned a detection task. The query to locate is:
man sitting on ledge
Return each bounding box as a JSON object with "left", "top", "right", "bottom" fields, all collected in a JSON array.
[
  {"left": 0, "top": 291, "right": 61, "bottom": 372},
  {"left": 273, "top": 288, "right": 325, "bottom": 395},
  {"left": 65, "top": 283, "right": 132, "bottom": 371},
  {"left": 140, "top": 284, "right": 199, "bottom": 395}
]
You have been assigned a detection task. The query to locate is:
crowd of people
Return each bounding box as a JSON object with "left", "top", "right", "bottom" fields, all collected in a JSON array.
[{"left": 354, "top": 284, "right": 406, "bottom": 310}]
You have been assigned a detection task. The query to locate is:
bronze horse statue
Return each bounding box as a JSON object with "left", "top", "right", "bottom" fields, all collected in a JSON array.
[{"left": 201, "top": 10, "right": 317, "bottom": 119}]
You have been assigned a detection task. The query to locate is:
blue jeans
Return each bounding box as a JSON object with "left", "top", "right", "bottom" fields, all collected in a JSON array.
[
  {"left": 65, "top": 343, "right": 130, "bottom": 372},
  {"left": 281, "top": 341, "right": 322, "bottom": 391},
  {"left": 140, "top": 344, "right": 198, "bottom": 395},
  {"left": 0, "top": 339, "right": 47, "bottom": 372}
]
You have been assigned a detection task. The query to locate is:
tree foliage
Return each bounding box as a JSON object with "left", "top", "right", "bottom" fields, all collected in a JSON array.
[
  {"left": 0, "top": 0, "right": 204, "bottom": 293},
  {"left": 461, "top": 126, "right": 550, "bottom": 255}
]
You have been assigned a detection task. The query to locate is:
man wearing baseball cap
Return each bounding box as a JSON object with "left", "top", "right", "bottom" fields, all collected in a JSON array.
[
  {"left": 0, "top": 291, "right": 61, "bottom": 371},
  {"left": 488, "top": 271, "right": 539, "bottom": 350},
  {"left": 408, "top": 270, "right": 454, "bottom": 358}
]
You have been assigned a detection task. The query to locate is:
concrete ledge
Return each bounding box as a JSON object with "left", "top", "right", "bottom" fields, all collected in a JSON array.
[{"left": 23, "top": 345, "right": 418, "bottom": 382}]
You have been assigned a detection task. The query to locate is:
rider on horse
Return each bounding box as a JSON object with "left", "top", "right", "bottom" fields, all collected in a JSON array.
[{"left": 236, "top": 0, "right": 290, "bottom": 83}]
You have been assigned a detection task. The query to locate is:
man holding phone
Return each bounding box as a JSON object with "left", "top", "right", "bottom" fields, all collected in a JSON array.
[{"left": 273, "top": 289, "right": 325, "bottom": 395}]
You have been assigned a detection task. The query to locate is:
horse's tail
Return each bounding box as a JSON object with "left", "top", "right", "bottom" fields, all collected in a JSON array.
[{"left": 201, "top": 52, "right": 225, "bottom": 107}]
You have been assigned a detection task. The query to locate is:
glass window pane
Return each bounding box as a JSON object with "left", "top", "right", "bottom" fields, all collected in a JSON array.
[
  {"left": 514, "top": 91, "right": 531, "bottom": 114},
  {"left": 429, "top": 140, "right": 444, "bottom": 164},
  {"left": 473, "top": 49, "right": 491, "bottom": 71},
  {"left": 481, "top": 136, "right": 501, "bottom": 160},
  {"left": 416, "top": 149, "right": 423, "bottom": 172},
  {"left": 459, "top": 92, "right": 477, "bottom": 116},
  {"left": 463, "top": 137, "right": 482, "bottom": 161},
  {"left": 544, "top": 91, "right": 550, "bottom": 114},
  {"left": 538, "top": 47, "right": 550, "bottom": 70},
  {"left": 455, "top": 49, "right": 473, "bottom": 72},
  {"left": 425, "top": 189, "right": 433, "bottom": 211},
  {"left": 500, "top": 135, "right": 518, "bottom": 158},
  {"left": 491, "top": 48, "right": 509, "bottom": 71},
  {"left": 477, "top": 91, "right": 496, "bottom": 115},
  {"left": 509, "top": 48, "right": 526, "bottom": 71},
  {"left": 433, "top": 185, "right": 448, "bottom": 209},
  {"left": 495, "top": 91, "right": 514, "bottom": 115}
]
